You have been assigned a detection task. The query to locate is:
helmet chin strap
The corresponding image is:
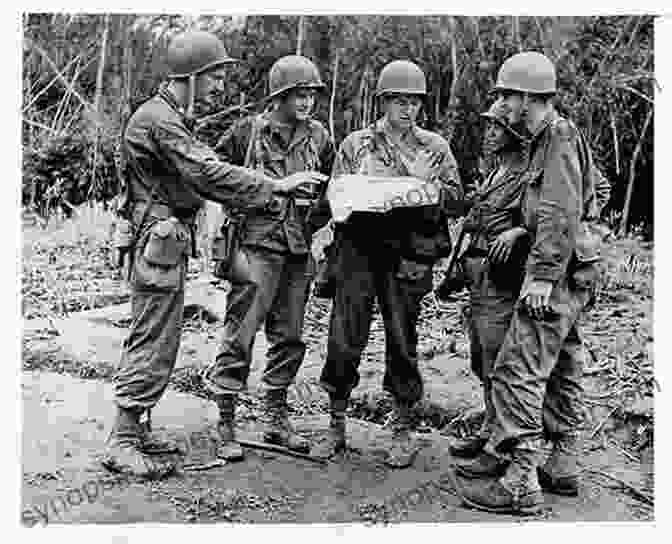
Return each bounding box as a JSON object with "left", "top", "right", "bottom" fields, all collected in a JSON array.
[{"left": 185, "top": 74, "right": 197, "bottom": 130}]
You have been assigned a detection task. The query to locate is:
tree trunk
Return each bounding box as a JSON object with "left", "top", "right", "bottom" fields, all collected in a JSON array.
[{"left": 619, "top": 105, "right": 653, "bottom": 236}]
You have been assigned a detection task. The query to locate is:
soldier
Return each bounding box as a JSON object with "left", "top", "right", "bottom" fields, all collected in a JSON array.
[
  {"left": 447, "top": 101, "right": 531, "bottom": 459},
  {"left": 312, "top": 60, "right": 463, "bottom": 466},
  {"left": 200, "top": 55, "right": 334, "bottom": 459},
  {"left": 456, "top": 52, "right": 608, "bottom": 515},
  {"left": 103, "top": 32, "right": 322, "bottom": 478}
]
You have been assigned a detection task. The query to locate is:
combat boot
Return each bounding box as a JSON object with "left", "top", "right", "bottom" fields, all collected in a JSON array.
[
  {"left": 538, "top": 431, "right": 581, "bottom": 496},
  {"left": 215, "top": 394, "right": 245, "bottom": 461},
  {"left": 138, "top": 409, "right": 183, "bottom": 455},
  {"left": 452, "top": 384, "right": 493, "bottom": 458},
  {"left": 311, "top": 396, "right": 348, "bottom": 459},
  {"left": 262, "top": 388, "right": 310, "bottom": 453},
  {"left": 102, "top": 405, "right": 175, "bottom": 479},
  {"left": 454, "top": 449, "right": 509, "bottom": 479},
  {"left": 461, "top": 438, "right": 545, "bottom": 516},
  {"left": 384, "top": 401, "right": 418, "bottom": 469}
]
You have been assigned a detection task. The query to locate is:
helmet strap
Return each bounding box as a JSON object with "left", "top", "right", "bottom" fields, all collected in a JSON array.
[{"left": 186, "top": 74, "right": 197, "bottom": 124}]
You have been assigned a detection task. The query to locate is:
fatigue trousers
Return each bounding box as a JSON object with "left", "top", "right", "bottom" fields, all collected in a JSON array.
[
  {"left": 486, "top": 278, "right": 590, "bottom": 452},
  {"left": 465, "top": 256, "right": 520, "bottom": 437},
  {"left": 114, "top": 225, "right": 189, "bottom": 410},
  {"left": 319, "top": 236, "right": 430, "bottom": 405},
  {"left": 206, "top": 246, "right": 313, "bottom": 392}
]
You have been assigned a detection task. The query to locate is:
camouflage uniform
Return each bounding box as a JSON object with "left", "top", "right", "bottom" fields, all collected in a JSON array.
[
  {"left": 113, "top": 85, "right": 275, "bottom": 412},
  {"left": 205, "top": 112, "right": 334, "bottom": 392},
  {"left": 319, "top": 117, "right": 462, "bottom": 406}
]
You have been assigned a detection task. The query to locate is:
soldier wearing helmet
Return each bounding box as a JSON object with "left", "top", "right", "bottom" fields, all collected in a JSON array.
[
  {"left": 457, "top": 51, "right": 610, "bottom": 515},
  {"left": 200, "top": 54, "right": 334, "bottom": 458},
  {"left": 439, "top": 101, "right": 531, "bottom": 460},
  {"left": 103, "top": 32, "right": 322, "bottom": 479},
  {"left": 311, "top": 60, "right": 463, "bottom": 466}
]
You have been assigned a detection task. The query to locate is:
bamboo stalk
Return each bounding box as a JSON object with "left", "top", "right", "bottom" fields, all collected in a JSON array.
[
  {"left": 22, "top": 117, "right": 59, "bottom": 134},
  {"left": 619, "top": 105, "right": 653, "bottom": 236},
  {"left": 511, "top": 16, "right": 520, "bottom": 52},
  {"left": 26, "top": 38, "right": 95, "bottom": 115},
  {"left": 329, "top": 49, "right": 340, "bottom": 145},
  {"left": 51, "top": 56, "right": 82, "bottom": 133},
  {"left": 296, "top": 15, "right": 306, "bottom": 56},
  {"left": 22, "top": 51, "right": 87, "bottom": 113},
  {"left": 610, "top": 108, "right": 620, "bottom": 176},
  {"left": 89, "top": 14, "right": 111, "bottom": 201},
  {"left": 470, "top": 16, "right": 484, "bottom": 58}
]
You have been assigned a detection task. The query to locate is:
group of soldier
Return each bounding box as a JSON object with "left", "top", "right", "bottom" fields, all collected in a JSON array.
[{"left": 103, "top": 29, "right": 610, "bottom": 517}]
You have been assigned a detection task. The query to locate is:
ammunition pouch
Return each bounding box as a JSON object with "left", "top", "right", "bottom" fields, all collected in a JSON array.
[
  {"left": 568, "top": 221, "right": 603, "bottom": 308},
  {"left": 132, "top": 218, "right": 190, "bottom": 292}
]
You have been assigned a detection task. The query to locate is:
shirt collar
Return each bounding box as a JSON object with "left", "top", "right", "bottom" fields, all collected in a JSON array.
[
  {"left": 376, "top": 117, "right": 423, "bottom": 146},
  {"left": 158, "top": 84, "right": 188, "bottom": 119},
  {"left": 263, "top": 111, "right": 312, "bottom": 148}
]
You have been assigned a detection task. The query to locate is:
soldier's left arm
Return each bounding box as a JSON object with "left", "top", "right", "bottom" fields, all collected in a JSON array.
[{"left": 526, "top": 121, "right": 583, "bottom": 283}]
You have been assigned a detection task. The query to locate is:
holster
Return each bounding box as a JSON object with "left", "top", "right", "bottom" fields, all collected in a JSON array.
[{"left": 212, "top": 213, "right": 251, "bottom": 283}]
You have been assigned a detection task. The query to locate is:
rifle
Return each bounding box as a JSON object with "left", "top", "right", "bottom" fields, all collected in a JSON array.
[{"left": 434, "top": 193, "right": 484, "bottom": 301}]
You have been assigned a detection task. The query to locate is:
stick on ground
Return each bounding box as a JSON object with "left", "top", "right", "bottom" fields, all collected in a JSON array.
[{"left": 236, "top": 438, "right": 328, "bottom": 465}]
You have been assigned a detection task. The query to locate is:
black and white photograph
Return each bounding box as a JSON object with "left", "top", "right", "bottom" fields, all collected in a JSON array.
[{"left": 14, "top": 4, "right": 664, "bottom": 530}]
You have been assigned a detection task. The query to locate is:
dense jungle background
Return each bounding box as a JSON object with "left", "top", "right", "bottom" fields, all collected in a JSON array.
[
  {"left": 20, "top": 14, "right": 656, "bottom": 524},
  {"left": 22, "top": 14, "right": 654, "bottom": 236}
]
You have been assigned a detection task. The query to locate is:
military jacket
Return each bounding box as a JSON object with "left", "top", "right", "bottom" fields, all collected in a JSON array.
[
  {"left": 215, "top": 112, "right": 335, "bottom": 255},
  {"left": 464, "top": 151, "right": 528, "bottom": 252},
  {"left": 333, "top": 118, "right": 463, "bottom": 260},
  {"left": 123, "top": 86, "right": 273, "bottom": 219},
  {"left": 521, "top": 109, "right": 605, "bottom": 283}
]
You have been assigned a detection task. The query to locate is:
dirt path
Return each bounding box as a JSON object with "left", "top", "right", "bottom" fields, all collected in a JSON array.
[
  {"left": 20, "top": 217, "right": 655, "bottom": 524},
  {"left": 21, "top": 369, "right": 652, "bottom": 525}
]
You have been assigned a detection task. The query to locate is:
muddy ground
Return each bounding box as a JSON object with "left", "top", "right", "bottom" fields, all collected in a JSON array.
[{"left": 20, "top": 208, "right": 655, "bottom": 525}]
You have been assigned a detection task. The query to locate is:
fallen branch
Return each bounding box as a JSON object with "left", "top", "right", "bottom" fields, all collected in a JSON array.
[
  {"left": 607, "top": 439, "right": 639, "bottom": 463},
  {"left": 182, "top": 459, "right": 227, "bottom": 472},
  {"left": 589, "top": 406, "right": 619, "bottom": 439},
  {"left": 236, "top": 438, "right": 327, "bottom": 465},
  {"left": 584, "top": 468, "right": 653, "bottom": 506}
]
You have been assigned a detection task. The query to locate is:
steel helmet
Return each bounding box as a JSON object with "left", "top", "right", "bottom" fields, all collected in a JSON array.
[
  {"left": 375, "top": 60, "right": 427, "bottom": 97},
  {"left": 268, "top": 55, "right": 325, "bottom": 99},
  {"left": 480, "top": 101, "right": 526, "bottom": 141},
  {"left": 165, "top": 30, "right": 238, "bottom": 79},
  {"left": 493, "top": 51, "right": 556, "bottom": 95}
]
